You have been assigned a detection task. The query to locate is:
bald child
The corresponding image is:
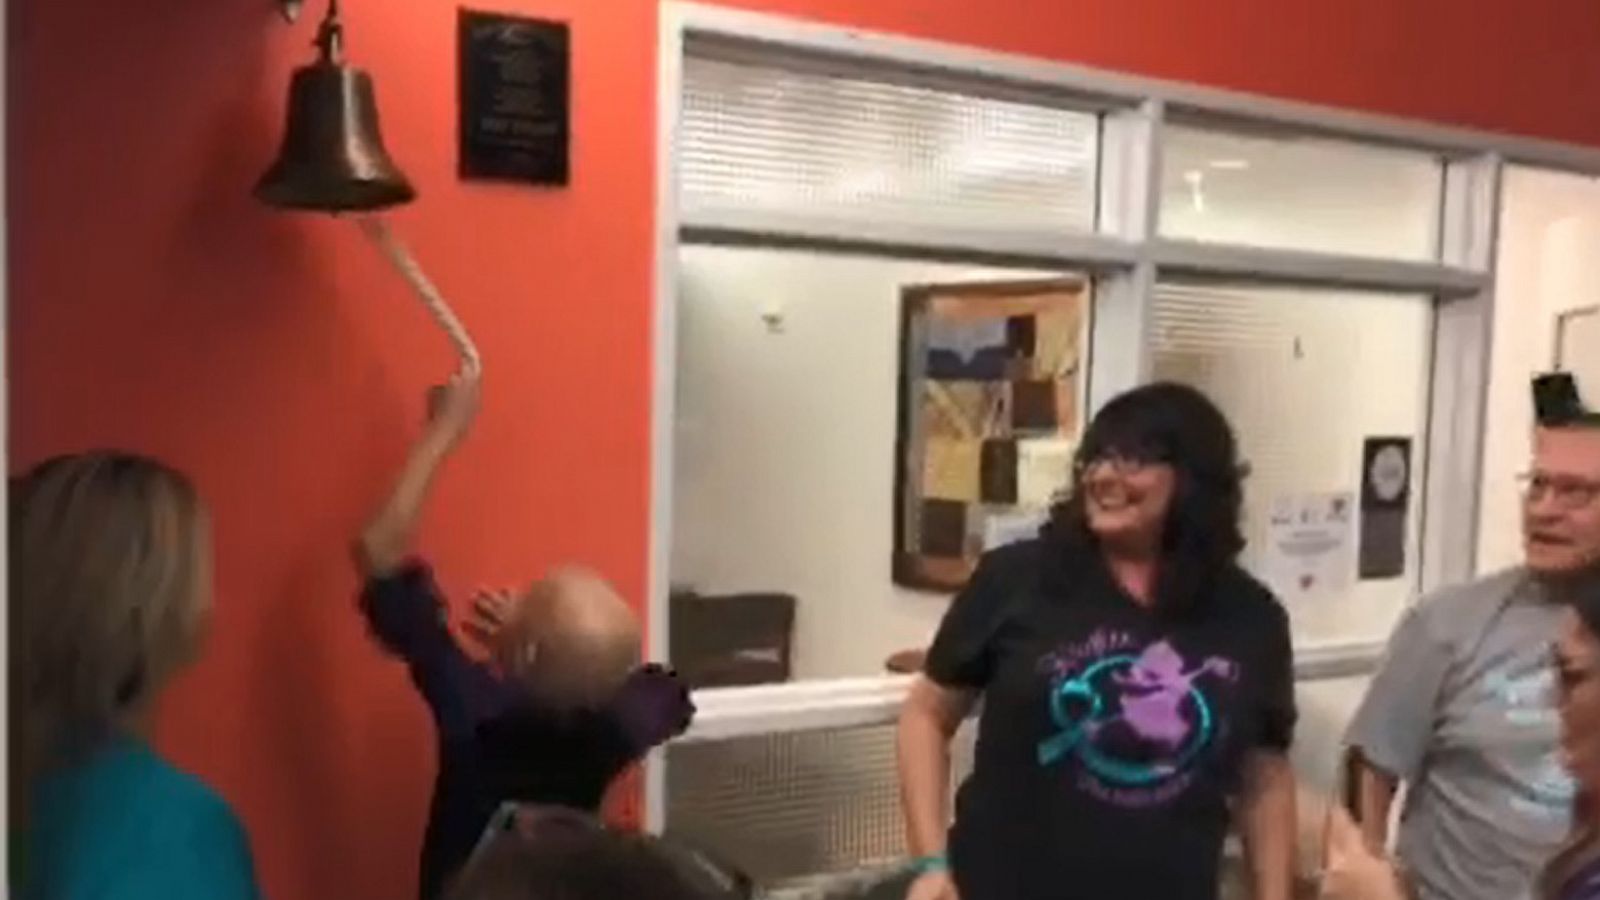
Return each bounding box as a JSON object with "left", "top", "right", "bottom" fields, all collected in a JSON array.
[{"left": 355, "top": 375, "right": 694, "bottom": 900}]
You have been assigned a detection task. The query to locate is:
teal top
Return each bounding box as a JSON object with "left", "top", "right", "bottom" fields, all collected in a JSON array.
[{"left": 19, "top": 737, "right": 260, "bottom": 900}]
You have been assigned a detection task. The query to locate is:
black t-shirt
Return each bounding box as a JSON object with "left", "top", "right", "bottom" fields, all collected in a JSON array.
[{"left": 924, "top": 537, "right": 1296, "bottom": 900}]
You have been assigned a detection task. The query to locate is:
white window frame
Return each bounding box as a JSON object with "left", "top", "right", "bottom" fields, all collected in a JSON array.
[{"left": 648, "top": 1, "right": 1600, "bottom": 830}]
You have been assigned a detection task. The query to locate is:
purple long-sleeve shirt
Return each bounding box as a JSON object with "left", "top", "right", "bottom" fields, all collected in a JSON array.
[
  {"left": 360, "top": 561, "right": 694, "bottom": 900},
  {"left": 1562, "top": 856, "right": 1600, "bottom": 900}
]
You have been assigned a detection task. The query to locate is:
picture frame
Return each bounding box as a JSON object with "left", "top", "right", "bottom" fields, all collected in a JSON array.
[{"left": 892, "top": 278, "right": 1090, "bottom": 592}]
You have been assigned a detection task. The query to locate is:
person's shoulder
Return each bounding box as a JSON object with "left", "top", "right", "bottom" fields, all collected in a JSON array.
[
  {"left": 149, "top": 758, "right": 239, "bottom": 818},
  {"left": 1409, "top": 566, "right": 1529, "bottom": 627},
  {"left": 38, "top": 739, "right": 206, "bottom": 810},
  {"left": 133, "top": 755, "right": 258, "bottom": 896},
  {"left": 969, "top": 536, "right": 1065, "bottom": 599},
  {"left": 108, "top": 746, "right": 249, "bottom": 843},
  {"left": 1421, "top": 566, "right": 1527, "bottom": 606},
  {"left": 977, "top": 537, "right": 1048, "bottom": 574},
  {"left": 29, "top": 742, "right": 257, "bottom": 899},
  {"left": 1215, "top": 565, "right": 1288, "bottom": 623}
]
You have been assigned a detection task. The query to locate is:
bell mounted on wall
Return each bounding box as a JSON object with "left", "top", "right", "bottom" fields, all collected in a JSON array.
[
  {"left": 257, "top": 0, "right": 483, "bottom": 378},
  {"left": 256, "top": 0, "right": 415, "bottom": 212}
]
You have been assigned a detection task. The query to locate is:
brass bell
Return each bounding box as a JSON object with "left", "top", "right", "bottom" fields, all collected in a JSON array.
[{"left": 256, "top": 0, "right": 414, "bottom": 212}]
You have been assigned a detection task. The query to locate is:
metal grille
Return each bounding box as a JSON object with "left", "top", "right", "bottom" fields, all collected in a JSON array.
[
  {"left": 664, "top": 721, "right": 977, "bottom": 888},
  {"left": 680, "top": 55, "right": 1100, "bottom": 235}
]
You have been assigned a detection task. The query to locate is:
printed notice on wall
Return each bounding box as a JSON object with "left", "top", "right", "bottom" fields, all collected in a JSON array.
[{"left": 1261, "top": 492, "right": 1356, "bottom": 602}]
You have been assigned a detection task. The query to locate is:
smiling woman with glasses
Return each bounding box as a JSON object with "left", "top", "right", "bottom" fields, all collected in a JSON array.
[{"left": 896, "top": 382, "right": 1298, "bottom": 900}]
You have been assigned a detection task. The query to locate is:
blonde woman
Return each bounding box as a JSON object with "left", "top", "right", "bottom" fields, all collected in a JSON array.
[{"left": 11, "top": 452, "right": 260, "bottom": 899}]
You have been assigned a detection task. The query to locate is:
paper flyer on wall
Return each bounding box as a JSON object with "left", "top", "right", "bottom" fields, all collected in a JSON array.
[{"left": 1261, "top": 491, "right": 1356, "bottom": 602}]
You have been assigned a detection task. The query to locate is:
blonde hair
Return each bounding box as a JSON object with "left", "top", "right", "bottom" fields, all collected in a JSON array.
[{"left": 11, "top": 452, "right": 209, "bottom": 788}]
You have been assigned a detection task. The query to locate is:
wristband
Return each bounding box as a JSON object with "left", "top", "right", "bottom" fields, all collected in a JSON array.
[{"left": 910, "top": 854, "right": 949, "bottom": 875}]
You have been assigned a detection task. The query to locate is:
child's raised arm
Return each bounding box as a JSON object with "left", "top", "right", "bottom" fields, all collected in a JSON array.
[{"left": 354, "top": 372, "right": 481, "bottom": 577}]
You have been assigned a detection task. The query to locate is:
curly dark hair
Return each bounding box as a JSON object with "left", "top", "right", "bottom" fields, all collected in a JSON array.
[{"left": 1046, "top": 382, "right": 1247, "bottom": 618}]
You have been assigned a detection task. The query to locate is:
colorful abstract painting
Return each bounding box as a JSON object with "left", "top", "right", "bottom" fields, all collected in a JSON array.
[{"left": 894, "top": 279, "right": 1089, "bottom": 591}]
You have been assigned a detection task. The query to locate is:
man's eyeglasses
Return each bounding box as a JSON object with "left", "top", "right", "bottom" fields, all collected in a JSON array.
[{"left": 1519, "top": 472, "right": 1600, "bottom": 511}]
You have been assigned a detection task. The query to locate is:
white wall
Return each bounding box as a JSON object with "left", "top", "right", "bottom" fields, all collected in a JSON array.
[
  {"left": 1478, "top": 168, "right": 1600, "bottom": 573},
  {"left": 672, "top": 246, "right": 1061, "bottom": 679}
]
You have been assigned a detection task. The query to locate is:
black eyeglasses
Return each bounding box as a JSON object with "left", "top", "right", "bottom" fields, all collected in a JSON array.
[
  {"left": 1519, "top": 472, "right": 1600, "bottom": 511},
  {"left": 1076, "top": 447, "right": 1170, "bottom": 476},
  {"left": 1074, "top": 451, "right": 1252, "bottom": 481}
]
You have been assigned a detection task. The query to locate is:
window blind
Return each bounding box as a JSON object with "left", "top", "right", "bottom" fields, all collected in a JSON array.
[{"left": 680, "top": 55, "right": 1100, "bottom": 236}]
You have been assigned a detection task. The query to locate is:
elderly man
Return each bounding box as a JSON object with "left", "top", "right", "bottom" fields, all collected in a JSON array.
[{"left": 1342, "top": 373, "right": 1600, "bottom": 900}]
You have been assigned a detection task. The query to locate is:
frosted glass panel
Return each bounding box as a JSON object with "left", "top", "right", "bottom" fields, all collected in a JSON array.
[
  {"left": 1161, "top": 125, "right": 1443, "bottom": 261},
  {"left": 681, "top": 55, "right": 1099, "bottom": 234},
  {"left": 1151, "top": 285, "right": 1433, "bottom": 646}
]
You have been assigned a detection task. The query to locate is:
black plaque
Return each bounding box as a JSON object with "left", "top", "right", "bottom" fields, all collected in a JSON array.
[
  {"left": 1358, "top": 436, "right": 1412, "bottom": 580},
  {"left": 459, "top": 10, "right": 569, "bottom": 185}
]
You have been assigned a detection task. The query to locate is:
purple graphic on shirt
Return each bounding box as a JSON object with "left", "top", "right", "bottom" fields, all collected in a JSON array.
[
  {"left": 1036, "top": 631, "right": 1240, "bottom": 807},
  {"left": 1109, "top": 642, "right": 1237, "bottom": 751}
]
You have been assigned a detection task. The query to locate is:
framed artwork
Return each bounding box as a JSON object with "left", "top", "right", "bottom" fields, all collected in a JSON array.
[{"left": 893, "top": 278, "right": 1090, "bottom": 592}]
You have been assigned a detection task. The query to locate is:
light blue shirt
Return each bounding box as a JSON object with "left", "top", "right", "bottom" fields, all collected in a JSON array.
[
  {"left": 20, "top": 737, "right": 260, "bottom": 900},
  {"left": 1347, "top": 569, "right": 1573, "bottom": 900}
]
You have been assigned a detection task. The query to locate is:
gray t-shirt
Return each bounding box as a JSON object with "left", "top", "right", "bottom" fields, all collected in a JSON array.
[{"left": 1347, "top": 568, "right": 1576, "bottom": 900}]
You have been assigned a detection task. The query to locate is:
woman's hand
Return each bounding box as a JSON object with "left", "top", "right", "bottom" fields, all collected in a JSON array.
[
  {"left": 1320, "top": 806, "right": 1407, "bottom": 900},
  {"left": 904, "top": 870, "right": 959, "bottom": 900}
]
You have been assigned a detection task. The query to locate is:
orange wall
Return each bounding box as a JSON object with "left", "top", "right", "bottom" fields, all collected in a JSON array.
[
  {"left": 720, "top": 0, "right": 1600, "bottom": 147},
  {"left": 9, "top": 0, "right": 1600, "bottom": 897},
  {"left": 10, "top": 1, "right": 657, "bottom": 896}
]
